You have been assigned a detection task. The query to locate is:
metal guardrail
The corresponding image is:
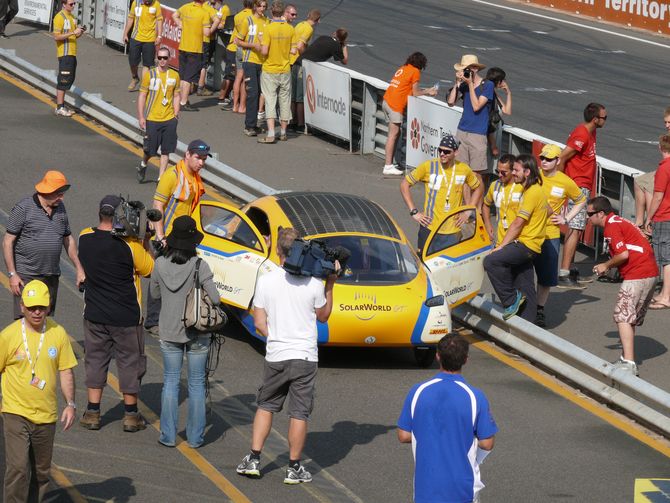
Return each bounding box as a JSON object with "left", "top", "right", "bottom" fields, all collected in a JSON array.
[
  {"left": 0, "top": 48, "right": 275, "bottom": 203},
  {"left": 2, "top": 48, "right": 668, "bottom": 437}
]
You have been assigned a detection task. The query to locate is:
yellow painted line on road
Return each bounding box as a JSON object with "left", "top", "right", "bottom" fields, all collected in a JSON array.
[
  {"left": 0, "top": 272, "right": 252, "bottom": 503},
  {"left": 460, "top": 331, "right": 670, "bottom": 458},
  {"left": 50, "top": 464, "right": 88, "bottom": 503},
  {"left": 0, "top": 69, "right": 230, "bottom": 204}
]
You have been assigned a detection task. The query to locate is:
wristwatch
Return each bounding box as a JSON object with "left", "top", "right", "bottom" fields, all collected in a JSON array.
[
  {"left": 66, "top": 401, "right": 77, "bottom": 409},
  {"left": 409, "top": 208, "right": 419, "bottom": 216},
  {"left": 8, "top": 271, "right": 15, "bottom": 278}
]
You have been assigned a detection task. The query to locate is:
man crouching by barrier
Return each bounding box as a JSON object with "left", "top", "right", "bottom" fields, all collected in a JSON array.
[
  {"left": 78, "top": 195, "right": 155, "bottom": 432},
  {"left": 237, "top": 227, "right": 340, "bottom": 484}
]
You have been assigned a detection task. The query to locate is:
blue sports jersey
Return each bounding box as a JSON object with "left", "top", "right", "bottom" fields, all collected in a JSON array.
[
  {"left": 457, "top": 80, "right": 495, "bottom": 136},
  {"left": 398, "top": 373, "right": 498, "bottom": 503}
]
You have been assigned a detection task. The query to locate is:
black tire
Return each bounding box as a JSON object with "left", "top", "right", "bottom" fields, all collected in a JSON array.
[{"left": 414, "top": 346, "right": 436, "bottom": 368}]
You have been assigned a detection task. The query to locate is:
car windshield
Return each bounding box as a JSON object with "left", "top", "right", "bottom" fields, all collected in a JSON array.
[{"left": 317, "top": 236, "right": 419, "bottom": 285}]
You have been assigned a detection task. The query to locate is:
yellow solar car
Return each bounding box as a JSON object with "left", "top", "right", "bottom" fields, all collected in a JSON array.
[{"left": 193, "top": 192, "right": 491, "bottom": 365}]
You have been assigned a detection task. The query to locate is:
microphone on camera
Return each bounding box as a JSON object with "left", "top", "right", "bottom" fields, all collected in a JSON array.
[{"left": 146, "top": 209, "right": 163, "bottom": 222}]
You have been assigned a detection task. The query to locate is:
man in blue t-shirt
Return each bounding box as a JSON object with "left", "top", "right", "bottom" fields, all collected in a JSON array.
[
  {"left": 447, "top": 54, "right": 494, "bottom": 188},
  {"left": 398, "top": 333, "right": 498, "bottom": 503}
]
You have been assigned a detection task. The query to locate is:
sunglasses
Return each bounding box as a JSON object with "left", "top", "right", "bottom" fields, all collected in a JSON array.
[
  {"left": 539, "top": 156, "right": 557, "bottom": 162},
  {"left": 66, "top": 2, "right": 75, "bottom": 5},
  {"left": 598, "top": 115, "right": 608, "bottom": 120},
  {"left": 157, "top": 55, "right": 169, "bottom": 60},
  {"left": 586, "top": 210, "right": 599, "bottom": 217},
  {"left": 438, "top": 149, "right": 453, "bottom": 155},
  {"left": 26, "top": 305, "right": 48, "bottom": 312}
]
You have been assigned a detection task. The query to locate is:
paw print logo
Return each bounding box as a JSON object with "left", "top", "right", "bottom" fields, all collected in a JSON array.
[{"left": 410, "top": 118, "right": 420, "bottom": 149}]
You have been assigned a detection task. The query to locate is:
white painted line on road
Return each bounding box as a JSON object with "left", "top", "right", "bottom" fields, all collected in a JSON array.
[
  {"left": 347, "top": 43, "right": 374, "bottom": 47},
  {"left": 585, "top": 48, "right": 627, "bottom": 53},
  {"left": 460, "top": 45, "right": 501, "bottom": 51},
  {"left": 626, "top": 138, "right": 660, "bottom": 145},
  {"left": 472, "top": 0, "right": 670, "bottom": 49},
  {"left": 424, "top": 25, "right": 447, "bottom": 30},
  {"left": 523, "top": 87, "right": 588, "bottom": 94},
  {"left": 532, "top": 30, "right": 549, "bottom": 34},
  {"left": 467, "top": 25, "right": 511, "bottom": 32}
]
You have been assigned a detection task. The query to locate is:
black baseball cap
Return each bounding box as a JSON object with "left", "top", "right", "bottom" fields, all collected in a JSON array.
[{"left": 187, "top": 139, "right": 212, "bottom": 157}]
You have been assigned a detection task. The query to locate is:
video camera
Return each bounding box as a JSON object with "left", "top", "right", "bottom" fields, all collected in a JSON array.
[
  {"left": 111, "top": 196, "right": 163, "bottom": 241},
  {"left": 283, "top": 239, "right": 350, "bottom": 279}
]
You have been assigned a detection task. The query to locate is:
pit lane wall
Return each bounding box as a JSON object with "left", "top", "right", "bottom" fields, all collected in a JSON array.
[{"left": 526, "top": 0, "right": 670, "bottom": 36}]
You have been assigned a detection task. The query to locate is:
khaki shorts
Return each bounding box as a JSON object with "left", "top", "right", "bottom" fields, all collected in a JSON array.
[
  {"left": 260, "top": 71, "right": 292, "bottom": 121},
  {"left": 635, "top": 171, "right": 656, "bottom": 194},
  {"left": 382, "top": 100, "right": 404, "bottom": 124},
  {"left": 456, "top": 129, "right": 488, "bottom": 173},
  {"left": 613, "top": 277, "right": 656, "bottom": 325}
]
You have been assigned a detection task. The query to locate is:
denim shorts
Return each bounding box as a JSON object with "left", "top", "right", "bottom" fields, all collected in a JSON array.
[
  {"left": 257, "top": 359, "right": 317, "bottom": 420},
  {"left": 533, "top": 238, "right": 560, "bottom": 287}
]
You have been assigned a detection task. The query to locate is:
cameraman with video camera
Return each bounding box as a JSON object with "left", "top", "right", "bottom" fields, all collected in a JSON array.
[
  {"left": 77, "top": 195, "right": 154, "bottom": 432},
  {"left": 237, "top": 227, "right": 339, "bottom": 485}
]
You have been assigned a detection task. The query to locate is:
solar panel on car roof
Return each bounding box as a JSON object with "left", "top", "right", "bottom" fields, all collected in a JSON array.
[{"left": 275, "top": 192, "right": 401, "bottom": 239}]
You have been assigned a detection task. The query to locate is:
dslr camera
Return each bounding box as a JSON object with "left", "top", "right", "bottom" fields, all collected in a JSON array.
[
  {"left": 462, "top": 68, "right": 471, "bottom": 78},
  {"left": 111, "top": 197, "right": 163, "bottom": 241},
  {"left": 283, "top": 238, "right": 350, "bottom": 279}
]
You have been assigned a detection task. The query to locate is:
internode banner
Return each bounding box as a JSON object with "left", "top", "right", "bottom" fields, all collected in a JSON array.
[
  {"left": 17, "top": 0, "right": 53, "bottom": 25},
  {"left": 160, "top": 6, "right": 181, "bottom": 69},
  {"left": 527, "top": 0, "right": 670, "bottom": 35},
  {"left": 303, "top": 61, "right": 351, "bottom": 141},
  {"left": 405, "top": 97, "right": 462, "bottom": 168}
]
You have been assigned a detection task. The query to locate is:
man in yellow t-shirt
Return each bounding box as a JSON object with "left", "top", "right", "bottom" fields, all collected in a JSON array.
[
  {"left": 196, "top": 0, "right": 226, "bottom": 96},
  {"left": 1, "top": 280, "right": 77, "bottom": 502},
  {"left": 222, "top": 0, "right": 253, "bottom": 112},
  {"left": 52, "top": 0, "right": 85, "bottom": 117},
  {"left": 400, "top": 134, "right": 483, "bottom": 254},
  {"left": 256, "top": 1, "right": 296, "bottom": 143},
  {"left": 289, "top": 9, "right": 319, "bottom": 131},
  {"left": 137, "top": 46, "right": 181, "bottom": 181},
  {"left": 482, "top": 154, "right": 523, "bottom": 246},
  {"left": 143, "top": 139, "right": 209, "bottom": 332},
  {"left": 172, "top": 0, "right": 213, "bottom": 110},
  {"left": 123, "top": 0, "right": 163, "bottom": 91},
  {"left": 533, "top": 144, "right": 587, "bottom": 327},
  {"left": 236, "top": 0, "right": 268, "bottom": 135},
  {"left": 484, "top": 154, "right": 549, "bottom": 322}
]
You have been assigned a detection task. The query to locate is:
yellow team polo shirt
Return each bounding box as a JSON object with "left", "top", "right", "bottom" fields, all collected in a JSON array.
[
  {"left": 0, "top": 319, "right": 77, "bottom": 424},
  {"left": 239, "top": 13, "right": 268, "bottom": 65},
  {"left": 484, "top": 180, "right": 524, "bottom": 245},
  {"left": 227, "top": 7, "right": 252, "bottom": 51},
  {"left": 516, "top": 183, "right": 548, "bottom": 253},
  {"left": 202, "top": 1, "right": 219, "bottom": 43},
  {"left": 262, "top": 20, "right": 296, "bottom": 74},
  {"left": 129, "top": 0, "right": 163, "bottom": 43},
  {"left": 177, "top": 2, "right": 211, "bottom": 53},
  {"left": 53, "top": 10, "right": 78, "bottom": 57},
  {"left": 140, "top": 67, "right": 180, "bottom": 122},
  {"left": 154, "top": 160, "right": 205, "bottom": 235},
  {"left": 289, "top": 20, "right": 313, "bottom": 65},
  {"left": 406, "top": 159, "right": 480, "bottom": 232},
  {"left": 540, "top": 171, "right": 586, "bottom": 240}
]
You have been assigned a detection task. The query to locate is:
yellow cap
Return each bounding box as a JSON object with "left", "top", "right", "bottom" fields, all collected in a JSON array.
[
  {"left": 21, "top": 280, "right": 50, "bottom": 307},
  {"left": 540, "top": 144, "right": 562, "bottom": 159}
]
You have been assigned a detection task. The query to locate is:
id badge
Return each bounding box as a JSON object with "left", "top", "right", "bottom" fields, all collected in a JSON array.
[
  {"left": 30, "top": 376, "right": 46, "bottom": 390},
  {"left": 502, "top": 217, "right": 508, "bottom": 229},
  {"left": 444, "top": 203, "right": 451, "bottom": 212},
  {"left": 161, "top": 97, "right": 168, "bottom": 106}
]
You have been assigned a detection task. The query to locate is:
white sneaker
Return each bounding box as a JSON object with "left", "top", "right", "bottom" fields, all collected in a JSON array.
[
  {"left": 383, "top": 164, "right": 404, "bottom": 176},
  {"left": 613, "top": 357, "right": 639, "bottom": 376},
  {"left": 257, "top": 111, "right": 266, "bottom": 120},
  {"left": 55, "top": 107, "right": 74, "bottom": 117}
]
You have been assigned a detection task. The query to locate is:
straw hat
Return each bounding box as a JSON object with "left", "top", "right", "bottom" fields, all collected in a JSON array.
[{"left": 454, "top": 55, "right": 486, "bottom": 71}]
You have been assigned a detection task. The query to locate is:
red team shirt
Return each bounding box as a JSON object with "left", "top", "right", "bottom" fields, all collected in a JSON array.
[
  {"left": 603, "top": 213, "right": 658, "bottom": 280},
  {"left": 564, "top": 124, "right": 597, "bottom": 193},
  {"left": 652, "top": 157, "right": 670, "bottom": 222}
]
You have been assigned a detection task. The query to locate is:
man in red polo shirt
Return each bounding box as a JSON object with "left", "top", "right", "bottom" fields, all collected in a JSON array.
[
  {"left": 645, "top": 133, "right": 670, "bottom": 309},
  {"left": 589, "top": 196, "right": 658, "bottom": 376},
  {"left": 557, "top": 102, "right": 607, "bottom": 288}
]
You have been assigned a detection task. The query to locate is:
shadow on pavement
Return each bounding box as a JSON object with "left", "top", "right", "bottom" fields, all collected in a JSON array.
[
  {"left": 604, "top": 331, "right": 667, "bottom": 365},
  {"left": 45, "top": 476, "right": 136, "bottom": 502}
]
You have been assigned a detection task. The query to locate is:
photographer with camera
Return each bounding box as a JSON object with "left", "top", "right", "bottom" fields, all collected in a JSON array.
[
  {"left": 447, "top": 54, "right": 494, "bottom": 189},
  {"left": 237, "top": 227, "right": 339, "bottom": 485},
  {"left": 77, "top": 195, "right": 154, "bottom": 432}
]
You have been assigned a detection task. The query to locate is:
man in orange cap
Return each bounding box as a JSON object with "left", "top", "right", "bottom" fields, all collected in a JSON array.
[
  {"left": 3, "top": 170, "right": 86, "bottom": 319},
  {"left": 0, "top": 280, "right": 77, "bottom": 502}
]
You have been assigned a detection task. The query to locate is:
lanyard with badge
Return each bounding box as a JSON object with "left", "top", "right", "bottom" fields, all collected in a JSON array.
[
  {"left": 441, "top": 163, "right": 458, "bottom": 213},
  {"left": 158, "top": 72, "right": 170, "bottom": 107},
  {"left": 500, "top": 183, "right": 517, "bottom": 229},
  {"left": 22, "top": 319, "right": 47, "bottom": 390}
]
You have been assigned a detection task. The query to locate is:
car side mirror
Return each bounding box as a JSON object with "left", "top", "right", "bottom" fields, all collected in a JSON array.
[{"left": 424, "top": 295, "right": 445, "bottom": 307}]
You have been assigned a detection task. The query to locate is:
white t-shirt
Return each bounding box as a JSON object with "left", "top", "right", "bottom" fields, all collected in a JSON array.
[{"left": 253, "top": 269, "right": 327, "bottom": 362}]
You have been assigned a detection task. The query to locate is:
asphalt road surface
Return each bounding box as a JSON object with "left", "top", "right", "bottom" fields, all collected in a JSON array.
[
  {"left": 161, "top": 0, "right": 670, "bottom": 173},
  {"left": 1, "top": 68, "right": 669, "bottom": 502}
]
